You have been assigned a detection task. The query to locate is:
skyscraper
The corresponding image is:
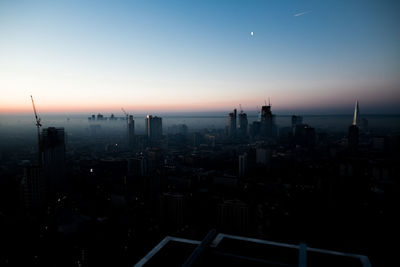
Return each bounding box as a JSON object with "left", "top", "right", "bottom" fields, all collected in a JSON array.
[
  {"left": 352, "top": 100, "right": 360, "bottom": 126},
  {"left": 252, "top": 102, "right": 277, "bottom": 139},
  {"left": 217, "top": 199, "right": 249, "bottom": 234},
  {"left": 227, "top": 108, "right": 237, "bottom": 138},
  {"left": 20, "top": 165, "right": 46, "bottom": 210},
  {"left": 145, "top": 115, "right": 162, "bottom": 142},
  {"left": 41, "top": 127, "right": 66, "bottom": 191},
  {"left": 128, "top": 115, "right": 135, "bottom": 149},
  {"left": 160, "top": 192, "right": 184, "bottom": 230},
  {"left": 348, "top": 101, "right": 360, "bottom": 150},
  {"left": 237, "top": 110, "right": 248, "bottom": 138},
  {"left": 291, "top": 115, "right": 303, "bottom": 136}
]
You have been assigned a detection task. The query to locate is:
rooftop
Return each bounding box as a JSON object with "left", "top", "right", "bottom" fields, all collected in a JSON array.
[{"left": 134, "top": 230, "right": 371, "bottom": 267}]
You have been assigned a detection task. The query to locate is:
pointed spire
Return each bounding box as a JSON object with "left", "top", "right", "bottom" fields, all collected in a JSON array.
[{"left": 352, "top": 100, "right": 360, "bottom": 126}]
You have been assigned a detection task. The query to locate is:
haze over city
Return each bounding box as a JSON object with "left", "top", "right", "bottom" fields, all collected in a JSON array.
[
  {"left": 1, "top": 1, "right": 400, "bottom": 267},
  {"left": 1, "top": 0, "right": 399, "bottom": 114}
]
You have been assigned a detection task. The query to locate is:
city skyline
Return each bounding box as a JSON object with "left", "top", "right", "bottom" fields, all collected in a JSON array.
[
  {"left": 1, "top": 0, "right": 399, "bottom": 114},
  {"left": 1, "top": 3, "right": 399, "bottom": 264}
]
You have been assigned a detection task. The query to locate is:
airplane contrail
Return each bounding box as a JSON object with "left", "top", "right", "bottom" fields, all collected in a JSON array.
[{"left": 294, "top": 11, "right": 311, "bottom": 17}]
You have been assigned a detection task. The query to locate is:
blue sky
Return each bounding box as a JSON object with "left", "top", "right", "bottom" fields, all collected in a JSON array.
[{"left": 0, "top": 0, "right": 399, "bottom": 114}]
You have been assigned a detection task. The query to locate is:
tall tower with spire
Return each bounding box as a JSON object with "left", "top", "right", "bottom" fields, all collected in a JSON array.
[
  {"left": 352, "top": 100, "right": 360, "bottom": 126},
  {"left": 348, "top": 100, "right": 359, "bottom": 150}
]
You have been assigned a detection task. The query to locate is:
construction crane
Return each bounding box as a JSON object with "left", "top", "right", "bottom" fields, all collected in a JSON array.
[
  {"left": 30, "top": 95, "right": 42, "bottom": 165},
  {"left": 121, "top": 107, "right": 128, "bottom": 119},
  {"left": 121, "top": 108, "right": 129, "bottom": 123},
  {"left": 121, "top": 107, "right": 129, "bottom": 129}
]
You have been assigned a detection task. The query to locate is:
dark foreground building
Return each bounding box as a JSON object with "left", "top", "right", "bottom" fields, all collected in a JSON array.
[
  {"left": 134, "top": 230, "right": 371, "bottom": 267},
  {"left": 41, "top": 127, "right": 66, "bottom": 191}
]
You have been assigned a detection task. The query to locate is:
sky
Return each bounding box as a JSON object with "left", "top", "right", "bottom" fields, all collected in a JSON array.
[{"left": 0, "top": 0, "right": 399, "bottom": 114}]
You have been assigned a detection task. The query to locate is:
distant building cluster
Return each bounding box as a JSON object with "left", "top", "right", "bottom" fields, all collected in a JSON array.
[
  {"left": 88, "top": 113, "right": 125, "bottom": 121},
  {"left": 226, "top": 103, "right": 278, "bottom": 140}
]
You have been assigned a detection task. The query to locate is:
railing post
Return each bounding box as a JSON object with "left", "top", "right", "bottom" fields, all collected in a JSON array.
[
  {"left": 299, "top": 242, "right": 307, "bottom": 267},
  {"left": 182, "top": 229, "right": 217, "bottom": 267}
]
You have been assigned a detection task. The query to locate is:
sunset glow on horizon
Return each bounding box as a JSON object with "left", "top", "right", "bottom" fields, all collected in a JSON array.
[{"left": 1, "top": 0, "right": 399, "bottom": 115}]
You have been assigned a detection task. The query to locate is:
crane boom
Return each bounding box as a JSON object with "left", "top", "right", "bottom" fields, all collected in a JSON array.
[
  {"left": 121, "top": 107, "right": 129, "bottom": 122},
  {"left": 30, "top": 95, "right": 42, "bottom": 165},
  {"left": 30, "top": 95, "right": 41, "bottom": 127}
]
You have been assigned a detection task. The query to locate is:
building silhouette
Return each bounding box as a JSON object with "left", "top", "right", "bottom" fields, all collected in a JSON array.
[
  {"left": 217, "top": 199, "right": 248, "bottom": 234},
  {"left": 237, "top": 110, "right": 248, "bottom": 138},
  {"left": 145, "top": 115, "right": 162, "bottom": 142},
  {"left": 227, "top": 109, "right": 237, "bottom": 138},
  {"left": 353, "top": 100, "right": 360, "bottom": 126},
  {"left": 41, "top": 127, "right": 66, "bottom": 191},
  {"left": 260, "top": 103, "right": 277, "bottom": 139},
  {"left": 348, "top": 101, "right": 360, "bottom": 149},
  {"left": 291, "top": 115, "right": 303, "bottom": 135},
  {"left": 128, "top": 156, "right": 148, "bottom": 178},
  {"left": 250, "top": 102, "right": 278, "bottom": 139},
  {"left": 20, "top": 165, "right": 45, "bottom": 210},
  {"left": 128, "top": 115, "right": 135, "bottom": 149},
  {"left": 160, "top": 192, "right": 184, "bottom": 231}
]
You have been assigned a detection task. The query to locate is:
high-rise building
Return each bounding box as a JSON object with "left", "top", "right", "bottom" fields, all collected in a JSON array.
[
  {"left": 128, "top": 115, "right": 135, "bottom": 149},
  {"left": 291, "top": 115, "right": 303, "bottom": 126},
  {"left": 260, "top": 104, "right": 277, "bottom": 138},
  {"left": 20, "top": 165, "right": 45, "bottom": 210},
  {"left": 145, "top": 115, "right": 162, "bottom": 142},
  {"left": 348, "top": 101, "right": 360, "bottom": 149},
  {"left": 291, "top": 115, "right": 303, "bottom": 135},
  {"left": 251, "top": 103, "right": 277, "bottom": 139},
  {"left": 291, "top": 116, "right": 316, "bottom": 147},
  {"left": 128, "top": 156, "right": 148, "bottom": 178},
  {"left": 238, "top": 153, "right": 248, "bottom": 177},
  {"left": 217, "top": 199, "right": 248, "bottom": 234},
  {"left": 348, "top": 125, "right": 359, "bottom": 149},
  {"left": 352, "top": 100, "right": 360, "bottom": 126},
  {"left": 160, "top": 192, "right": 184, "bottom": 230},
  {"left": 41, "top": 127, "right": 66, "bottom": 190},
  {"left": 352, "top": 100, "right": 369, "bottom": 131},
  {"left": 96, "top": 113, "right": 104, "bottom": 120},
  {"left": 237, "top": 111, "right": 248, "bottom": 138},
  {"left": 147, "top": 147, "right": 164, "bottom": 172},
  {"left": 227, "top": 109, "right": 237, "bottom": 138},
  {"left": 293, "top": 124, "right": 316, "bottom": 147}
]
